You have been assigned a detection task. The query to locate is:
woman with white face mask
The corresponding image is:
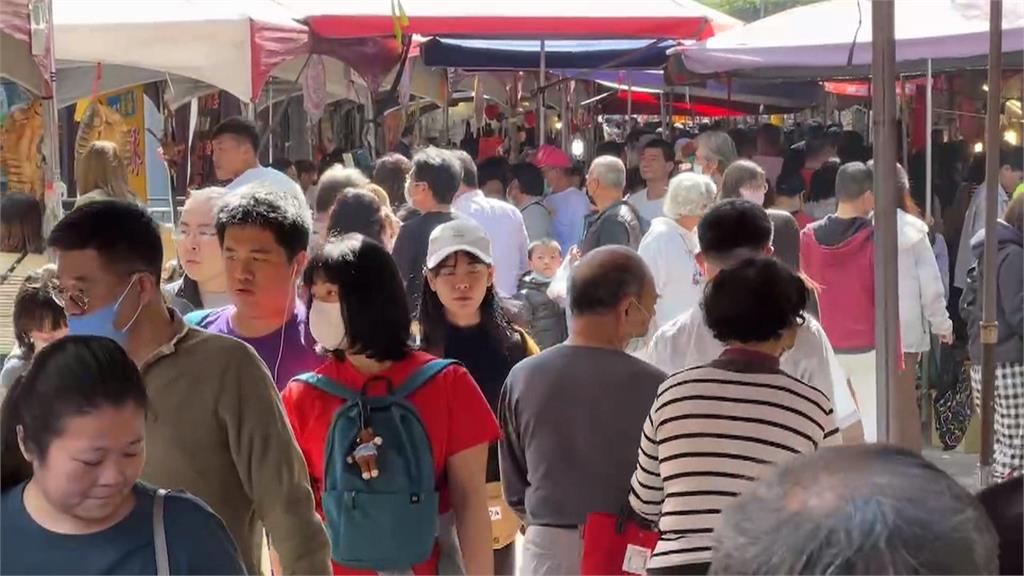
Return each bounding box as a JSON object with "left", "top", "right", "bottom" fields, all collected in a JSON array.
[
  {"left": 281, "top": 234, "right": 499, "bottom": 576},
  {"left": 721, "top": 160, "right": 802, "bottom": 272}
]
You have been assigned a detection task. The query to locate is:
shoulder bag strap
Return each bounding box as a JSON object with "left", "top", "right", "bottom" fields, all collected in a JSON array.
[
  {"left": 394, "top": 359, "right": 460, "bottom": 398},
  {"left": 153, "top": 488, "right": 170, "bottom": 576},
  {"left": 292, "top": 372, "right": 359, "bottom": 402}
]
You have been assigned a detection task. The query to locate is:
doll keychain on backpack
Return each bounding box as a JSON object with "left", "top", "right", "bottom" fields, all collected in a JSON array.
[{"left": 348, "top": 427, "right": 383, "bottom": 480}]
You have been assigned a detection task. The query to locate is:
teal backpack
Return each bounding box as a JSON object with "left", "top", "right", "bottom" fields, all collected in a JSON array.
[{"left": 292, "top": 359, "right": 457, "bottom": 570}]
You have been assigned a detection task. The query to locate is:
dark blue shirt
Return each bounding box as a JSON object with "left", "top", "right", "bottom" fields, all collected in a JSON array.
[{"left": 1, "top": 482, "right": 246, "bottom": 575}]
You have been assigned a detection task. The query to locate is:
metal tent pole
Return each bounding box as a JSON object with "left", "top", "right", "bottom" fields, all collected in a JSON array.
[
  {"left": 979, "top": 0, "right": 1003, "bottom": 488},
  {"left": 871, "top": 0, "right": 899, "bottom": 444},
  {"left": 443, "top": 68, "right": 450, "bottom": 146},
  {"left": 33, "top": 0, "right": 63, "bottom": 236},
  {"left": 627, "top": 71, "right": 633, "bottom": 118},
  {"left": 926, "top": 59, "right": 933, "bottom": 222},
  {"left": 269, "top": 85, "right": 274, "bottom": 162},
  {"left": 538, "top": 41, "right": 546, "bottom": 147}
]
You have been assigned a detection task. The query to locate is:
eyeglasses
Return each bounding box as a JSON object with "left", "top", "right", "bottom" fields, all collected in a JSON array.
[{"left": 52, "top": 284, "right": 89, "bottom": 311}]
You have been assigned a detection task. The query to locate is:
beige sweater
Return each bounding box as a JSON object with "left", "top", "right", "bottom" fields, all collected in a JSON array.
[{"left": 140, "top": 312, "right": 330, "bottom": 575}]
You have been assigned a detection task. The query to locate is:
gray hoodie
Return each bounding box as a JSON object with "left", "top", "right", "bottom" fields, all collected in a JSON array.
[{"left": 961, "top": 221, "right": 1023, "bottom": 364}]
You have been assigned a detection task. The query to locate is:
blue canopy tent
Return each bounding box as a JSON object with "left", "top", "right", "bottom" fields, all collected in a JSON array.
[{"left": 420, "top": 38, "right": 675, "bottom": 70}]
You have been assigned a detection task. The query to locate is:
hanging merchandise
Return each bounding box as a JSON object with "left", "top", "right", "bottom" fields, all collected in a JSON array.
[
  {"left": 302, "top": 55, "right": 328, "bottom": 123},
  {"left": 0, "top": 98, "right": 44, "bottom": 200}
]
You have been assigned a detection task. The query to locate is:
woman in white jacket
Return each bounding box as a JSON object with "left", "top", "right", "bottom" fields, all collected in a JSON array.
[{"left": 894, "top": 163, "right": 954, "bottom": 452}]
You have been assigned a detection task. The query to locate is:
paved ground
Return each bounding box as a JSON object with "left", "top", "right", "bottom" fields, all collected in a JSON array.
[{"left": 923, "top": 447, "right": 981, "bottom": 492}]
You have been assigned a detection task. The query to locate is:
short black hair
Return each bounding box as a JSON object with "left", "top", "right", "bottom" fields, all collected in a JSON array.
[
  {"left": 804, "top": 136, "right": 832, "bottom": 160},
  {"left": 216, "top": 184, "right": 311, "bottom": 261},
  {"left": 703, "top": 256, "right": 807, "bottom": 343},
  {"left": 1001, "top": 145, "right": 1024, "bottom": 171},
  {"left": 48, "top": 200, "right": 163, "bottom": 279},
  {"left": 835, "top": 161, "right": 873, "bottom": 202},
  {"left": 809, "top": 160, "right": 840, "bottom": 202},
  {"left": 327, "top": 188, "right": 385, "bottom": 246},
  {"left": 212, "top": 116, "right": 259, "bottom": 152},
  {"left": 294, "top": 159, "right": 317, "bottom": 177},
  {"left": 643, "top": 138, "right": 675, "bottom": 163},
  {"left": 478, "top": 156, "right": 511, "bottom": 189},
  {"left": 303, "top": 235, "right": 410, "bottom": 361},
  {"left": 775, "top": 169, "right": 806, "bottom": 198},
  {"left": 569, "top": 246, "right": 650, "bottom": 316},
  {"left": 411, "top": 147, "right": 462, "bottom": 204},
  {"left": 1, "top": 336, "right": 146, "bottom": 491},
  {"left": 509, "top": 162, "right": 544, "bottom": 197},
  {"left": 451, "top": 149, "right": 478, "bottom": 188},
  {"left": 270, "top": 157, "right": 294, "bottom": 174},
  {"left": 697, "top": 199, "right": 773, "bottom": 260},
  {"left": 596, "top": 140, "right": 625, "bottom": 159}
]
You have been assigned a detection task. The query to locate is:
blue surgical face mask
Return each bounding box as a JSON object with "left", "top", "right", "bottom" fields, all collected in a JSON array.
[{"left": 67, "top": 275, "right": 143, "bottom": 347}]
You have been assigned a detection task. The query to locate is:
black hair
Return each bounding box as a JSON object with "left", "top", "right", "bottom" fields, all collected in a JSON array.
[
  {"left": 212, "top": 116, "right": 260, "bottom": 153},
  {"left": 0, "top": 193, "right": 44, "bottom": 253},
  {"left": 596, "top": 140, "right": 625, "bottom": 159},
  {"left": 327, "top": 188, "right": 385, "bottom": 246},
  {"left": 477, "top": 156, "right": 511, "bottom": 189},
  {"left": 509, "top": 162, "right": 545, "bottom": 197},
  {"left": 757, "top": 123, "right": 783, "bottom": 149},
  {"left": 294, "top": 160, "right": 317, "bottom": 177},
  {"left": 452, "top": 150, "right": 479, "bottom": 188},
  {"left": 411, "top": 147, "right": 462, "bottom": 204},
  {"left": 48, "top": 200, "right": 163, "bottom": 279},
  {"left": 12, "top": 265, "right": 65, "bottom": 360},
  {"left": 1001, "top": 145, "right": 1024, "bottom": 172},
  {"left": 837, "top": 130, "right": 868, "bottom": 164},
  {"left": 1, "top": 336, "right": 147, "bottom": 491},
  {"left": 728, "top": 127, "right": 756, "bottom": 159},
  {"left": 698, "top": 199, "right": 773, "bottom": 259},
  {"left": 317, "top": 166, "right": 371, "bottom": 215},
  {"left": 373, "top": 153, "right": 413, "bottom": 208},
  {"left": 809, "top": 160, "right": 841, "bottom": 202},
  {"left": 270, "top": 157, "right": 294, "bottom": 174},
  {"left": 702, "top": 256, "right": 807, "bottom": 344},
  {"left": 775, "top": 169, "right": 806, "bottom": 198},
  {"left": 643, "top": 138, "right": 675, "bottom": 163},
  {"left": 216, "top": 184, "right": 311, "bottom": 261},
  {"left": 804, "top": 136, "right": 832, "bottom": 160},
  {"left": 835, "top": 161, "right": 873, "bottom": 202},
  {"left": 418, "top": 251, "right": 521, "bottom": 358},
  {"left": 302, "top": 235, "right": 410, "bottom": 362}
]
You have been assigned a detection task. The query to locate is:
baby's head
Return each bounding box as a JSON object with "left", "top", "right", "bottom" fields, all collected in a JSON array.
[{"left": 528, "top": 239, "right": 563, "bottom": 279}]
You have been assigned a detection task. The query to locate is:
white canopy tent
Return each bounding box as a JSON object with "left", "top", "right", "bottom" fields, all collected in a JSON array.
[{"left": 673, "top": 0, "right": 1024, "bottom": 79}]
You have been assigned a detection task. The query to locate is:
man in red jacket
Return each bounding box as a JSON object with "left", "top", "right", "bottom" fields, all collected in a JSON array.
[{"left": 800, "top": 161, "right": 879, "bottom": 441}]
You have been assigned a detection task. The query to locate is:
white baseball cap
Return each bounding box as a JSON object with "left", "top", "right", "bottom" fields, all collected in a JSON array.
[{"left": 425, "top": 218, "right": 493, "bottom": 269}]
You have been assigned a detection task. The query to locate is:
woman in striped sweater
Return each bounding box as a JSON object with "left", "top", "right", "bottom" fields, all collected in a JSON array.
[{"left": 629, "top": 256, "right": 839, "bottom": 575}]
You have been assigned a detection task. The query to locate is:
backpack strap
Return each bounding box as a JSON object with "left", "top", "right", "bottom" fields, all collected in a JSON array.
[
  {"left": 394, "top": 359, "right": 459, "bottom": 399},
  {"left": 153, "top": 488, "right": 170, "bottom": 576},
  {"left": 293, "top": 372, "right": 359, "bottom": 402}
]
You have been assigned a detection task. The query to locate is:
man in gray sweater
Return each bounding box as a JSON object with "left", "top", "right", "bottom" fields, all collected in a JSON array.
[{"left": 499, "top": 246, "right": 666, "bottom": 575}]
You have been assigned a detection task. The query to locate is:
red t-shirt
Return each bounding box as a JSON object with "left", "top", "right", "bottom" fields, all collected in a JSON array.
[
  {"left": 792, "top": 210, "right": 815, "bottom": 230},
  {"left": 281, "top": 351, "right": 500, "bottom": 575}
]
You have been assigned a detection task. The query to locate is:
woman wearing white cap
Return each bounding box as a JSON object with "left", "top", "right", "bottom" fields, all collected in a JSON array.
[{"left": 419, "top": 218, "right": 540, "bottom": 575}]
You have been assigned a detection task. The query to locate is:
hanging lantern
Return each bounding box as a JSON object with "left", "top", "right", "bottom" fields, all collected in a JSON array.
[
  {"left": 484, "top": 103, "right": 501, "bottom": 121},
  {"left": 524, "top": 110, "right": 536, "bottom": 128}
]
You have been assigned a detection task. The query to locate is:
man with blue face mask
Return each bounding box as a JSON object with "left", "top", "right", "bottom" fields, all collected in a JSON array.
[{"left": 48, "top": 201, "right": 331, "bottom": 576}]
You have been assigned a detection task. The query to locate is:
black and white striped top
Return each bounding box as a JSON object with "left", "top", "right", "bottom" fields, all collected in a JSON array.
[{"left": 628, "top": 350, "right": 839, "bottom": 569}]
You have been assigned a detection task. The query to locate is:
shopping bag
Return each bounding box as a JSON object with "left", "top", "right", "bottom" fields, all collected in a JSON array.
[{"left": 580, "top": 509, "right": 659, "bottom": 575}]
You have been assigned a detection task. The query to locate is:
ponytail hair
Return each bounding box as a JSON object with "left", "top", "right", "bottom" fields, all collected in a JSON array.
[{"left": 0, "top": 336, "right": 147, "bottom": 492}]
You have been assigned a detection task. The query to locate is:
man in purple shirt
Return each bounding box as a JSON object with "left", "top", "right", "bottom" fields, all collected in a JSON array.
[{"left": 186, "top": 182, "right": 321, "bottom": 390}]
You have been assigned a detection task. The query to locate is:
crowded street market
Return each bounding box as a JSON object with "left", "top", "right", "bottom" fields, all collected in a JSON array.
[{"left": 0, "top": 0, "right": 1022, "bottom": 574}]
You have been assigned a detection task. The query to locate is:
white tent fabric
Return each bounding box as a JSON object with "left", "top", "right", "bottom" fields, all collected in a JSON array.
[
  {"left": 52, "top": 0, "right": 309, "bottom": 102},
  {"left": 677, "top": 0, "right": 1024, "bottom": 78}
]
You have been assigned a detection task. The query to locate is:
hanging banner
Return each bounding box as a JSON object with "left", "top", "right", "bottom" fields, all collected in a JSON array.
[{"left": 74, "top": 86, "right": 148, "bottom": 199}]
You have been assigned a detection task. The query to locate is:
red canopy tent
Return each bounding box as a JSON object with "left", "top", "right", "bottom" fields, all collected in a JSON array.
[{"left": 287, "top": 0, "right": 739, "bottom": 40}]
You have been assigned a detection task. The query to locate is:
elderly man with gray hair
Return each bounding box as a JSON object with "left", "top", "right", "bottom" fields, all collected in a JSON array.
[
  {"left": 580, "top": 155, "right": 643, "bottom": 254},
  {"left": 694, "top": 130, "right": 739, "bottom": 192},
  {"left": 711, "top": 445, "right": 999, "bottom": 575},
  {"left": 638, "top": 172, "right": 717, "bottom": 329}
]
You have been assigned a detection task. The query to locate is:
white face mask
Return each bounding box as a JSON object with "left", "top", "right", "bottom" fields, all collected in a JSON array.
[
  {"left": 740, "top": 187, "right": 767, "bottom": 206},
  {"left": 309, "top": 299, "right": 346, "bottom": 350}
]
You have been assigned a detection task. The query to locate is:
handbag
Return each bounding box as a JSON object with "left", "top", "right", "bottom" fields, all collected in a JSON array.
[
  {"left": 932, "top": 345, "right": 973, "bottom": 450},
  {"left": 487, "top": 482, "right": 522, "bottom": 550},
  {"left": 581, "top": 507, "right": 659, "bottom": 576}
]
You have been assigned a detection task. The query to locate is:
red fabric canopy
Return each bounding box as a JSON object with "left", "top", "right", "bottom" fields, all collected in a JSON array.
[{"left": 290, "top": 0, "right": 740, "bottom": 41}]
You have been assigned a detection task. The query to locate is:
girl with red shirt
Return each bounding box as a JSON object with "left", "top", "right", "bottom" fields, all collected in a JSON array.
[{"left": 281, "top": 234, "right": 499, "bottom": 575}]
